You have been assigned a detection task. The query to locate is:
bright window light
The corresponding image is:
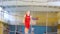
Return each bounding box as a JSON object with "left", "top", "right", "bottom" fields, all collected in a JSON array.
[
  {"left": 0, "top": 7, "right": 3, "bottom": 11},
  {"left": 4, "top": 11, "right": 15, "bottom": 21}
]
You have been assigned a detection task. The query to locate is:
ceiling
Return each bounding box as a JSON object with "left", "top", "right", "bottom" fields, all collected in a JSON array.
[{"left": 0, "top": 0, "right": 60, "bottom": 6}]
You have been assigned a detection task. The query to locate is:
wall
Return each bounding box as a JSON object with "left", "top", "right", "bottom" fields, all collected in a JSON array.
[
  {"left": 31, "top": 12, "right": 57, "bottom": 26},
  {"left": 57, "top": 12, "right": 60, "bottom": 29},
  {"left": 9, "top": 25, "right": 56, "bottom": 34},
  {"left": 0, "top": 22, "right": 3, "bottom": 34},
  {"left": 57, "top": 12, "right": 60, "bottom": 34},
  {"left": 5, "top": 11, "right": 57, "bottom": 26}
]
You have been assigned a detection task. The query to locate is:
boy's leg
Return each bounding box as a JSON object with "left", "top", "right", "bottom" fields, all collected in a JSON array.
[{"left": 25, "top": 27, "right": 29, "bottom": 34}]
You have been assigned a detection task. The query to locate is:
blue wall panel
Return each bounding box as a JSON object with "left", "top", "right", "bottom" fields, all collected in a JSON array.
[
  {"left": 9, "top": 32, "right": 15, "bottom": 34},
  {"left": 9, "top": 25, "right": 15, "bottom": 31},
  {"left": 9, "top": 25, "right": 57, "bottom": 34}
]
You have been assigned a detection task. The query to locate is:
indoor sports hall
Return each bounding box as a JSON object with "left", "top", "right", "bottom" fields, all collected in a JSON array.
[{"left": 0, "top": 0, "right": 60, "bottom": 34}]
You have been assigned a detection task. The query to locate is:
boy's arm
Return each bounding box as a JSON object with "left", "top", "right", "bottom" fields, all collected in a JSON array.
[
  {"left": 30, "top": 16, "right": 32, "bottom": 25},
  {"left": 30, "top": 16, "right": 36, "bottom": 25}
]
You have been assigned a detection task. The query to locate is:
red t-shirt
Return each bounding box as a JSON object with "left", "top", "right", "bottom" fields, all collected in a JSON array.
[{"left": 25, "top": 14, "right": 30, "bottom": 29}]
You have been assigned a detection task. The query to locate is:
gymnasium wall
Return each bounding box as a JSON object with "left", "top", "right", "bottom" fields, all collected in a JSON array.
[
  {"left": 14, "top": 12, "right": 57, "bottom": 26},
  {"left": 7, "top": 12, "right": 57, "bottom": 34},
  {"left": 57, "top": 12, "right": 60, "bottom": 29},
  {"left": 0, "top": 12, "right": 58, "bottom": 34},
  {"left": 31, "top": 12, "right": 57, "bottom": 26},
  {"left": 57, "top": 12, "right": 60, "bottom": 34},
  {"left": 2, "top": 11, "right": 57, "bottom": 26},
  {"left": 57, "top": 12, "right": 60, "bottom": 24},
  {"left": 0, "top": 22, "right": 3, "bottom": 34},
  {"left": 9, "top": 25, "right": 57, "bottom": 34}
]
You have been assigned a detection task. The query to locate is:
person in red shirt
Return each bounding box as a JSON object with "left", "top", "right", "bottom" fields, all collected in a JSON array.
[{"left": 23, "top": 11, "right": 31, "bottom": 34}]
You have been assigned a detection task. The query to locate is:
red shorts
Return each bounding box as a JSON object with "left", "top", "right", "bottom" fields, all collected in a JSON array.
[{"left": 25, "top": 22, "right": 30, "bottom": 29}]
